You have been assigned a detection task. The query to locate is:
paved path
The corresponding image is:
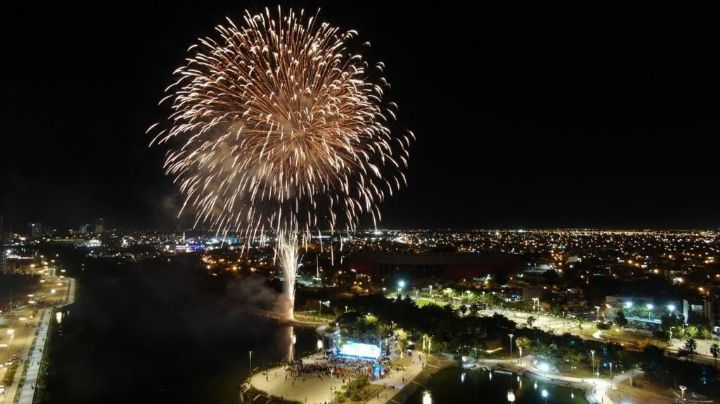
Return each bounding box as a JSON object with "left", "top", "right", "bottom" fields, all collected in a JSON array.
[
  {"left": 248, "top": 350, "right": 427, "bottom": 404},
  {"left": 249, "top": 356, "right": 344, "bottom": 404},
  {"left": 16, "top": 309, "right": 51, "bottom": 404},
  {"left": 475, "top": 354, "right": 643, "bottom": 404},
  {"left": 64, "top": 277, "right": 76, "bottom": 305},
  {"left": 13, "top": 277, "right": 75, "bottom": 404},
  {"left": 363, "top": 351, "right": 428, "bottom": 404}
]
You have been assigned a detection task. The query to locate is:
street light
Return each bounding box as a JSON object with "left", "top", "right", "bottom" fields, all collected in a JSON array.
[
  {"left": 679, "top": 385, "right": 687, "bottom": 401},
  {"left": 594, "top": 306, "right": 601, "bottom": 322},
  {"left": 397, "top": 280, "right": 406, "bottom": 297},
  {"left": 646, "top": 303, "right": 654, "bottom": 320},
  {"left": 667, "top": 304, "right": 676, "bottom": 312},
  {"left": 590, "top": 350, "right": 595, "bottom": 374},
  {"left": 507, "top": 390, "right": 516, "bottom": 403},
  {"left": 330, "top": 386, "right": 336, "bottom": 403},
  {"left": 248, "top": 350, "right": 253, "bottom": 374}
]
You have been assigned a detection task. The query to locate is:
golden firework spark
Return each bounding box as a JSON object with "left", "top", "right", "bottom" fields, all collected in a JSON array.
[
  {"left": 151, "top": 7, "right": 411, "bottom": 240},
  {"left": 151, "top": 7, "right": 412, "bottom": 319}
]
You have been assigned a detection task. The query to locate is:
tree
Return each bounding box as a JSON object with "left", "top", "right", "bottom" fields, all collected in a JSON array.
[
  {"left": 700, "top": 327, "right": 713, "bottom": 340},
  {"left": 660, "top": 313, "right": 683, "bottom": 331},
  {"left": 615, "top": 310, "right": 628, "bottom": 328},
  {"left": 459, "top": 304, "right": 468, "bottom": 316},
  {"left": 710, "top": 343, "right": 720, "bottom": 369},
  {"left": 527, "top": 316, "right": 537, "bottom": 327},
  {"left": 683, "top": 338, "right": 697, "bottom": 362},
  {"left": 515, "top": 337, "right": 531, "bottom": 355},
  {"left": 469, "top": 303, "right": 479, "bottom": 317},
  {"left": 686, "top": 325, "right": 699, "bottom": 339},
  {"left": 670, "top": 325, "right": 686, "bottom": 339}
]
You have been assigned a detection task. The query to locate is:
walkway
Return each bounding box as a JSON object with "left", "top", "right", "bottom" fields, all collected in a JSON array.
[
  {"left": 476, "top": 355, "right": 643, "bottom": 404},
  {"left": 247, "top": 350, "right": 429, "bottom": 404},
  {"left": 64, "top": 277, "right": 76, "bottom": 306},
  {"left": 16, "top": 310, "right": 51, "bottom": 404},
  {"left": 15, "top": 277, "right": 75, "bottom": 404}
]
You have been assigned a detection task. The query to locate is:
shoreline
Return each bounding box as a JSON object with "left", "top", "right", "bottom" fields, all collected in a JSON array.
[
  {"left": 380, "top": 354, "right": 457, "bottom": 404},
  {"left": 242, "top": 351, "right": 455, "bottom": 404},
  {"left": 13, "top": 277, "right": 76, "bottom": 404},
  {"left": 484, "top": 358, "right": 644, "bottom": 404}
]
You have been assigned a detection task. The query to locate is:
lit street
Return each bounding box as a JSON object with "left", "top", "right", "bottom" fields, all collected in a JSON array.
[{"left": 1, "top": 272, "right": 71, "bottom": 404}]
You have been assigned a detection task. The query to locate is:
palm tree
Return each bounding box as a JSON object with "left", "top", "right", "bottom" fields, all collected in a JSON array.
[
  {"left": 614, "top": 310, "right": 628, "bottom": 328},
  {"left": 710, "top": 343, "right": 720, "bottom": 369},
  {"left": 459, "top": 304, "right": 468, "bottom": 316},
  {"left": 684, "top": 338, "right": 697, "bottom": 362}
]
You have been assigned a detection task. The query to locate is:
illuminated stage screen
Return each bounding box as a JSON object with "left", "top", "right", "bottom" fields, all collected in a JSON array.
[{"left": 338, "top": 342, "right": 381, "bottom": 360}]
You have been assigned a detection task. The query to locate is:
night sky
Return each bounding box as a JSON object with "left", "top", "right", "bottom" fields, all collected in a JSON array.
[{"left": 1, "top": 2, "right": 718, "bottom": 230}]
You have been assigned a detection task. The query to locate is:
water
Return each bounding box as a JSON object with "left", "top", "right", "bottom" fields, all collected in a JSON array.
[
  {"left": 408, "top": 368, "right": 589, "bottom": 404},
  {"left": 37, "top": 258, "right": 316, "bottom": 404}
]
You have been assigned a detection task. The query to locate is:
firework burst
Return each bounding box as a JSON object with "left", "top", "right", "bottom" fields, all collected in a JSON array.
[{"left": 151, "top": 7, "right": 412, "bottom": 319}]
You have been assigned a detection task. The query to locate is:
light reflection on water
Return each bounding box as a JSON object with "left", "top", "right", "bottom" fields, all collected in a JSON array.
[
  {"left": 409, "top": 368, "right": 589, "bottom": 404},
  {"left": 422, "top": 390, "right": 432, "bottom": 404}
]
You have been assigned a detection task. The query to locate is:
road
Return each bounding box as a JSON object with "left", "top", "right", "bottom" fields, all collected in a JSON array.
[
  {"left": 0, "top": 272, "right": 71, "bottom": 403},
  {"left": 412, "top": 296, "right": 706, "bottom": 353},
  {"left": 478, "top": 307, "right": 597, "bottom": 336},
  {"left": 666, "top": 338, "right": 720, "bottom": 366}
]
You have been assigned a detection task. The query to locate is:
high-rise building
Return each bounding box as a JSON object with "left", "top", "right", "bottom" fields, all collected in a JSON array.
[
  {"left": 28, "top": 222, "right": 42, "bottom": 238},
  {"left": 79, "top": 223, "right": 91, "bottom": 234},
  {"left": 95, "top": 217, "right": 105, "bottom": 234}
]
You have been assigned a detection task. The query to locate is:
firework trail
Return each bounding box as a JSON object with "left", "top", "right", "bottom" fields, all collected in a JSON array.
[{"left": 151, "top": 7, "right": 412, "bottom": 320}]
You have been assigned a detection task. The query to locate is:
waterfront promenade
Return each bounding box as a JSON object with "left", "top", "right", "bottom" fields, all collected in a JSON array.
[
  {"left": 10, "top": 277, "right": 75, "bottom": 404},
  {"left": 247, "top": 350, "right": 431, "bottom": 404}
]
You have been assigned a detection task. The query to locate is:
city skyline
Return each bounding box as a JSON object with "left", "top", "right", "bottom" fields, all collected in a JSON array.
[{"left": 2, "top": 4, "right": 720, "bottom": 404}]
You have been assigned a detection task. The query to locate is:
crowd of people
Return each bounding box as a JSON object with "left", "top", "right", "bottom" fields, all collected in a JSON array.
[{"left": 284, "top": 353, "right": 391, "bottom": 383}]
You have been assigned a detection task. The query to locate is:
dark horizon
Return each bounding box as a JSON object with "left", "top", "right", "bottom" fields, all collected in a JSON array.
[{"left": 2, "top": 1, "right": 718, "bottom": 230}]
